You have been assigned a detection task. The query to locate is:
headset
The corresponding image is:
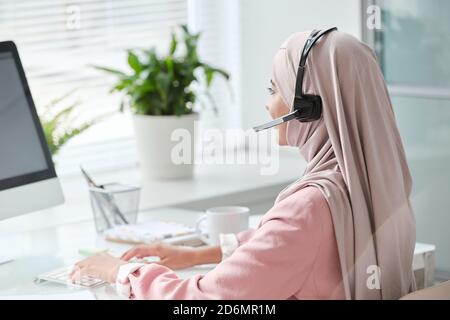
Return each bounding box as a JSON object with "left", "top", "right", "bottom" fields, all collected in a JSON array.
[{"left": 253, "top": 27, "right": 338, "bottom": 132}]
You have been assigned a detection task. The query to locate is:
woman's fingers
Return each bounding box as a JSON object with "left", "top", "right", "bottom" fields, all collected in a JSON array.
[
  {"left": 121, "top": 248, "right": 147, "bottom": 261},
  {"left": 121, "top": 244, "right": 161, "bottom": 261},
  {"left": 68, "top": 262, "right": 82, "bottom": 277},
  {"left": 120, "top": 248, "right": 139, "bottom": 261},
  {"left": 69, "top": 265, "right": 84, "bottom": 284}
]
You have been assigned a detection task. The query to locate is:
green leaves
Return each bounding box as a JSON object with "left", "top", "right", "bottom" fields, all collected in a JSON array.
[
  {"left": 92, "top": 66, "right": 126, "bottom": 77},
  {"left": 40, "top": 92, "right": 108, "bottom": 156},
  {"left": 127, "top": 50, "right": 142, "bottom": 74},
  {"left": 94, "top": 24, "right": 230, "bottom": 116},
  {"left": 169, "top": 32, "right": 177, "bottom": 55},
  {"left": 202, "top": 64, "right": 230, "bottom": 87}
]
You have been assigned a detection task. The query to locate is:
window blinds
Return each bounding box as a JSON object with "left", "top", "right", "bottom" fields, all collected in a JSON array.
[
  {"left": 0, "top": 0, "right": 188, "bottom": 175},
  {"left": 0, "top": 0, "right": 188, "bottom": 110}
]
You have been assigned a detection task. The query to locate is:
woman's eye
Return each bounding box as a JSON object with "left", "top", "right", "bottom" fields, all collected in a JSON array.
[{"left": 267, "top": 87, "right": 275, "bottom": 95}]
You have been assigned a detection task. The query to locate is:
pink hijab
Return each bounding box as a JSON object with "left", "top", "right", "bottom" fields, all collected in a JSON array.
[{"left": 273, "top": 30, "right": 416, "bottom": 300}]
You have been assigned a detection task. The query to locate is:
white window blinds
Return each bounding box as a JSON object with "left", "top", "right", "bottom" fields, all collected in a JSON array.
[
  {"left": 188, "top": 0, "right": 241, "bottom": 130},
  {"left": 0, "top": 0, "right": 188, "bottom": 175},
  {"left": 0, "top": 0, "right": 187, "bottom": 109}
]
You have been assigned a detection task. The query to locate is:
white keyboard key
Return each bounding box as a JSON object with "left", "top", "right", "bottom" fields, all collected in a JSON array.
[{"left": 35, "top": 266, "right": 107, "bottom": 289}]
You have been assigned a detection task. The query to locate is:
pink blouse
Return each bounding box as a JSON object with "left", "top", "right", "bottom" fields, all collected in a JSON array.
[{"left": 124, "top": 186, "right": 346, "bottom": 299}]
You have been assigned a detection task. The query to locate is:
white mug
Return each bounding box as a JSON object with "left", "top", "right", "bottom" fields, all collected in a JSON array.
[{"left": 195, "top": 206, "right": 250, "bottom": 245}]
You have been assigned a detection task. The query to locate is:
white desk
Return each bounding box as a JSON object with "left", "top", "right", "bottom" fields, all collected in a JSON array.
[
  {"left": 0, "top": 205, "right": 435, "bottom": 299},
  {"left": 0, "top": 149, "right": 301, "bottom": 299},
  {"left": 0, "top": 149, "right": 437, "bottom": 298},
  {"left": 0, "top": 208, "right": 262, "bottom": 299},
  {"left": 0, "top": 148, "right": 303, "bottom": 233}
]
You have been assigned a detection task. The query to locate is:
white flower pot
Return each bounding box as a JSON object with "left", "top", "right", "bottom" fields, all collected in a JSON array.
[{"left": 132, "top": 113, "right": 198, "bottom": 180}]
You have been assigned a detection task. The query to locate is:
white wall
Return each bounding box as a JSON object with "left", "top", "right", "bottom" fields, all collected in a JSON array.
[
  {"left": 239, "top": 0, "right": 362, "bottom": 129},
  {"left": 188, "top": 0, "right": 242, "bottom": 130}
]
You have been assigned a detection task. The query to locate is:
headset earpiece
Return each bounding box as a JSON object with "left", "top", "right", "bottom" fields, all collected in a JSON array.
[
  {"left": 293, "top": 94, "right": 322, "bottom": 122},
  {"left": 253, "top": 27, "right": 337, "bottom": 132}
]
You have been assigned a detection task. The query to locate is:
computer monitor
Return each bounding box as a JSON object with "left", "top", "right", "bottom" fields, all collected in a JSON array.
[{"left": 0, "top": 41, "right": 64, "bottom": 224}]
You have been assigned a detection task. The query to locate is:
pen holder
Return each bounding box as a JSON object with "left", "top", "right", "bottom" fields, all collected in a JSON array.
[{"left": 89, "top": 183, "right": 141, "bottom": 234}]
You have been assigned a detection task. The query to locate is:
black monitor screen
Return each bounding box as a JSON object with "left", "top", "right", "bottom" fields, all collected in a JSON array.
[
  {"left": 0, "top": 42, "right": 55, "bottom": 191},
  {"left": 0, "top": 52, "right": 48, "bottom": 180}
]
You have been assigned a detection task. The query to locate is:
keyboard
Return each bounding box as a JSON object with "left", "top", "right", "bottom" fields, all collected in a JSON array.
[{"left": 35, "top": 266, "right": 107, "bottom": 289}]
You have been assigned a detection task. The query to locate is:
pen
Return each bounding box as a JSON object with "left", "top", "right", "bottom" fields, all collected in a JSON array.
[
  {"left": 80, "top": 166, "right": 129, "bottom": 225},
  {"left": 161, "top": 231, "right": 192, "bottom": 239}
]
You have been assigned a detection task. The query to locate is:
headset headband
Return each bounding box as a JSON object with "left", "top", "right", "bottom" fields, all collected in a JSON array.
[
  {"left": 294, "top": 27, "right": 337, "bottom": 100},
  {"left": 253, "top": 27, "right": 338, "bottom": 132}
]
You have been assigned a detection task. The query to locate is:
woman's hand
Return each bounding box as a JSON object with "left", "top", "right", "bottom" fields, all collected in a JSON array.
[
  {"left": 69, "top": 243, "right": 223, "bottom": 284},
  {"left": 69, "top": 253, "right": 127, "bottom": 284},
  {"left": 121, "top": 243, "right": 199, "bottom": 270}
]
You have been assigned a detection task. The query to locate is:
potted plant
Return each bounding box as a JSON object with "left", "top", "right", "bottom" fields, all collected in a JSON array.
[
  {"left": 40, "top": 91, "right": 105, "bottom": 158},
  {"left": 95, "top": 25, "right": 230, "bottom": 179}
]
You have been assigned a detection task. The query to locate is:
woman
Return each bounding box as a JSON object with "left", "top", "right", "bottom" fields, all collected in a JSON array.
[{"left": 70, "top": 30, "right": 416, "bottom": 300}]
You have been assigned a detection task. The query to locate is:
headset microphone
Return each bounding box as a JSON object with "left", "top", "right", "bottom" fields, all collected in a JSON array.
[
  {"left": 253, "top": 110, "right": 300, "bottom": 132},
  {"left": 253, "top": 27, "right": 337, "bottom": 132}
]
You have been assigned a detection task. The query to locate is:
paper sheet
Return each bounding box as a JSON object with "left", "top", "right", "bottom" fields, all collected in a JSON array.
[{"left": 104, "top": 220, "right": 195, "bottom": 244}]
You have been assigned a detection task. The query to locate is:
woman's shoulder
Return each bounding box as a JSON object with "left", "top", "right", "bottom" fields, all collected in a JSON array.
[
  {"left": 263, "top": 186, "right": 331, "bottom": 225},
  {"left": 280, "top": 186, "right": 329, "bottom": 211}
]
